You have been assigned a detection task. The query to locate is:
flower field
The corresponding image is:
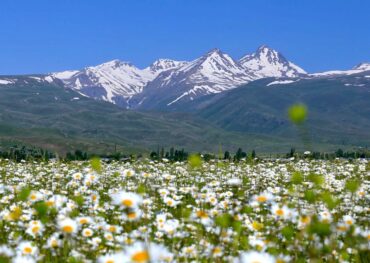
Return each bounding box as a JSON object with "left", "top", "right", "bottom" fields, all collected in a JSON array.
[{"left": 0, "top": 158, "right": 368, "bottom": 262}]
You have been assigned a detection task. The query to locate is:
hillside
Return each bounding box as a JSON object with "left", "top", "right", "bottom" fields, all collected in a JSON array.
[
  {"left": 0, "top": 76, "right": 291, "bottom": 154},
  {"left": 179, "top": 72, "right": 370, "bottom": 149}
]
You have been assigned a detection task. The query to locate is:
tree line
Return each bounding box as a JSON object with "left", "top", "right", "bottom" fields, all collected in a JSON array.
[
  {"left": 0, "top": 145, "right": 55, "bottom": 162},
  {"left": 286, "top": 148, "right": 370, "bottom": 159},
  {"left": 1, "top": 144, "right": 369, "bottom": 162}
]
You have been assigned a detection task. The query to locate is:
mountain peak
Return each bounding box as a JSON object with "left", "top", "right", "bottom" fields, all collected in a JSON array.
[
  {"left": 206, "top": 48, "right": 222, "bottom": 54},
  {"left": 195, "top": 48, "right": 243, "bottom": 72},
  {"left": 257, "top": 44, "right": 273, "bottom": 52},
  {"left": 239, "top": 46, "right": 306, "bottom": 77},
  {"left": 353, "top": 62, "right": 370, "bottom": 71},
  {"left": 148, "top": 59, "right": 188, "bottom": 73},
  {"left": 96, "top": 59, "right": 135, "bottom": 69},
  {"left": 255, "top": 45, "right": 283, "bottom": 60}
]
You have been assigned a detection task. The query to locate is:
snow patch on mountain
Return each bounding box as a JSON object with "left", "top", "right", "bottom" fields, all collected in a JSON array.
[
  {"left": 311, "top": 62, "right": 370, "bottom": 77},
  {"left": 0, "top": 79, "right": 14, "bottom": 85},
  {"left": 267, "top": 80, "right": 298, "bottom": 86}
]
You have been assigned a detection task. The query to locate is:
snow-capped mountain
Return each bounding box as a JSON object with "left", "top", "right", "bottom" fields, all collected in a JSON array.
[
  {"left": 311, "top": 62, "right": 370, "bottom": 77},
  {"left": 132, "top": 48, "right": 258, "bottom": 109},
  {"left": 50, "top": 59, "right": 186, "bottom": 107},
  {"left": 49, "top": 45, "right": 308, "bottom": 108},
  {"left": 239, "top": 45, "right": 306, "bottom": 78}
]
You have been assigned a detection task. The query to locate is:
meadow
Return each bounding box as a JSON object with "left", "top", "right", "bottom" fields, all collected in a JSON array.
[{"left": 0, "top": 157, "right": 368, "bottom": 262}]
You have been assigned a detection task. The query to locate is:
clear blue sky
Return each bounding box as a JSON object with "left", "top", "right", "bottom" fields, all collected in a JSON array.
[{"left": 0, "top": 0, "right": 369, "bottom": 75}]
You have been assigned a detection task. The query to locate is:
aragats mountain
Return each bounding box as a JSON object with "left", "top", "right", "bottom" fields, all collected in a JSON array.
[
  {"left": 48, "top": 45, "right": 309, "bottom": 109},
  {"left": 0, "top": 45, "right": 370, "bottom": 152}
]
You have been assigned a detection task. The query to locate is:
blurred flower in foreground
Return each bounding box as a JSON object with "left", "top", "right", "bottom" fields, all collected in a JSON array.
[{"left": 288, "top": 103, "right": 307, "bottom": 124}]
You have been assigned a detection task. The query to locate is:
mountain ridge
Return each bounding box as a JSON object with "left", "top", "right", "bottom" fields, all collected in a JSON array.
[{"left": 47, "top": 45, "right": 309, "bottom": 108}]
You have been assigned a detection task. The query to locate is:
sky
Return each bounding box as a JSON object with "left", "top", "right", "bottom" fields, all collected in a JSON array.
[{"left": 0, "top": 0, "right": 369, "bottom": 75}]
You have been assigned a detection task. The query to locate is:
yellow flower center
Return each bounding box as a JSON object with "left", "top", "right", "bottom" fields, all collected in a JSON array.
[
  {"left": 128, "top": 212, "right": 137, "bottom": 219},
  {"left": 46, "top": 200, "right": 54, "bottom": 207},
  {"left": 80, "top": 218, "right": 88, "bottom": 224},
  {"left": 106, "top": 260, "right": 115, "bottom": 263},
  {"left": 185, "top": 247, "right": 194, "bottom": 253},
  {"left": 23, "top": 247, "right": 32, "bottom": 254},
  {"left": 51, "top": 240, "right": 58, "bottom": 248},
  {"left": 252, "top": 221, "right": 263, "bottom": 231},
  {"left": 300, "top": 216, "right": 310, "bottom": 224},
  {"left": 109, "top": 226, "right": 117, "bottom": 232},
  {"left": 257, "top": 196, "right": 267, "bottom": 202},
  {"left": 196, "top": 211, "right": 208, "bottom": 219},
  {"left": 131, "top": 251, "right": 149, "bottom": 262},
  {"left": 122, "top": 199, "right": 134, "bottom": 207},
  {"left": 84, "top": 230, "right": 92, "bottom": 236},
  {"left": 62, "top": 225, "right": 74, "bottom": 233},
  {"left": 32, "top": 226, "right": 40, "bottom": 233},
  {"left": 213, "top": 247, "right": 222, "bottom": 254},
  {"left": 345, "top": 220, "right": 353, "bottom": 225},
  {"left": 337, "top": 225, "right": 348, "bottom": 231},
  {"left": 275, "top": 209, "right": 284, "bottom": 216}
]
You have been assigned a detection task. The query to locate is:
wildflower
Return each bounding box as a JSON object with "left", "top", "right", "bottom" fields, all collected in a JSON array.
[
  {"left": 13, "top": 256, "right": 36, "bottom": 263},
  {"left": 298, "top": 215, "right": 311, "bottom": 229},
  {"left": 106, "top": 224, "right": 122, "bottom": 234},
  {"left": 211, "top": 246, "right": 223, "bottom": 257},
  {"left": 319, "top": 211, "right": 332, "bottom": 223},
  {"left": 158, "top": 188, "right": 169, "bottom": 197},
  {"left": 239, "top": 251, "right": 275, "bottom": 263},
  {"left": 72, "top": 172, "right": 83, "bottom": 180},
  {"left": 17, "top": 242, "right": 38, "bottom": 257},
  {"left": 28, "top": 191, "right": 43, "bottom": 202},
  {"left": 97, "top": 252, "right": 126, "bottom": 263},
  {"left": 58, "top": 218, "right": 78, "bottom": 234},
  {"left": 163, "top": 197, "right": 178, "bottom": 207},
  {"left": 251, "top": 192, "right": 274, "bottom": 205},
  {"left": 46, "top": 235, "right": 61, "bottom": 249},
  {"left": 77, "top": 216, "right": 93, "bottom": 225},
  {"left": 123, "top": 169, "right": 135, "bottom": 177},
  {"left": 162, "top": 219, "right": 179, "bottom": 235},
  {"left": 0, "top": 245, "right": 14, "bottom": 257},
  {"left": 26, "top": 220, "right": 44, "bottom": 238},
  {"left": 271, "top": 204, "right": 294, "bottom": 220},
  {"left": 111, "top": 191, "right": 142, "bottom": 208},
  {"left": 227, "top": 178, "right": 242, "bottom": 186},
  {"left": 82, "top": 228, "right": 94, "bottom": 237},
  {"left": 194, "top": 210, "right": 212, "bottom": 225},
  {"left": 123, "top": 210, "right": 142, "bottom": 221},
  {"left": 343, "top": 215, "right": 355, "bottom": 226},
  {"left": 125, "top": 242, "right": 150, "bottom": 263}
]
